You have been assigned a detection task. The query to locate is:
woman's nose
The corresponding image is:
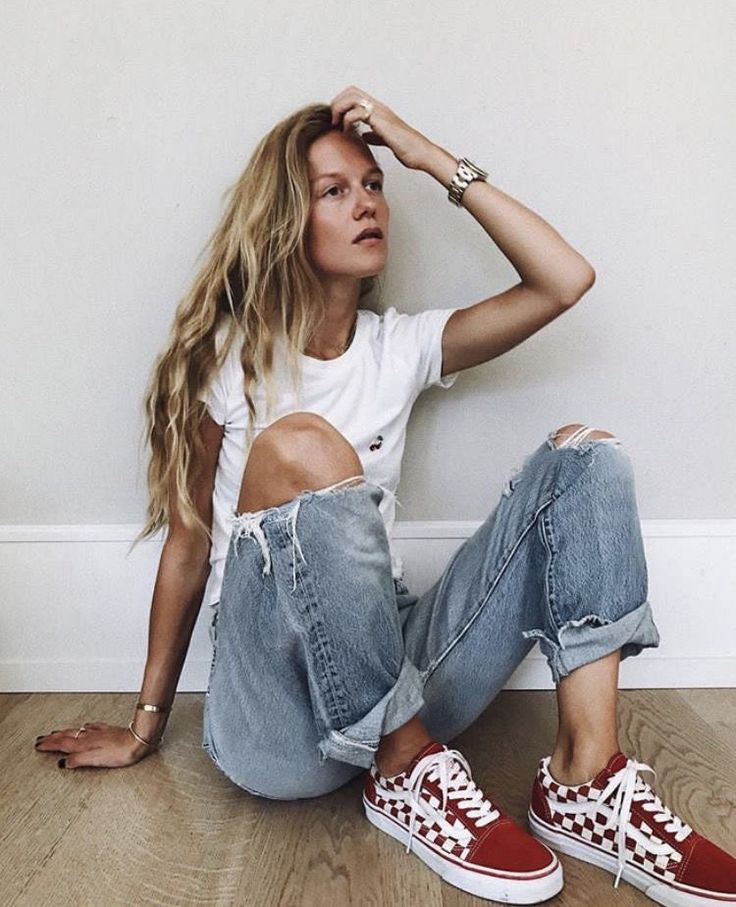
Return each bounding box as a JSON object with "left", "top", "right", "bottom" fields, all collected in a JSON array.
[{"left": 354, "top": 187, "right": 377, "bottom": 213}]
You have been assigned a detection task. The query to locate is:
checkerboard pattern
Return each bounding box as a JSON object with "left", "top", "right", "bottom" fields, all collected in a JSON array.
[
  {"left": 366, "top": 760, "right": 475, "bottom": 859},
  {"left": 536, "top": 756, "right": 683, "bottom": 883}
]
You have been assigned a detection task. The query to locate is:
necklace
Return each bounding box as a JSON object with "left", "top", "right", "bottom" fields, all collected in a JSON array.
[{"left": 304, "top": 312, "right": 358, "bottom": 360}]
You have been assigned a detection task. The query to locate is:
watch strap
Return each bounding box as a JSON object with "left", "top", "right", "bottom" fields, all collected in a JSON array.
[{"left": 448, "top": 157, "right": 489, "bottom": 207}]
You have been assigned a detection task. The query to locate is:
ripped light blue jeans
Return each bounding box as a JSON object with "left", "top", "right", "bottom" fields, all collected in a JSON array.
[{"left": 202, "top": 425, "right": 660, "bottom": 800}]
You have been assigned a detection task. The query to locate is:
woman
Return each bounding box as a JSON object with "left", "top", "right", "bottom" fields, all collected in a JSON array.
[{"left": 35, "top": 87, "right": 735, "bottom": 904}]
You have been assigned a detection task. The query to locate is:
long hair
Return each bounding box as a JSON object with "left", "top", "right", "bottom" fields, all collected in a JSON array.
[{"left": 130, "top": 103, "right": 381, "bottom": 553}]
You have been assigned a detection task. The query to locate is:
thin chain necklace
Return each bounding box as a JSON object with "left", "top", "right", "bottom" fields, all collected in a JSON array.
[{"left": 304, "top": 312, "right": 358, "bottom": 360}]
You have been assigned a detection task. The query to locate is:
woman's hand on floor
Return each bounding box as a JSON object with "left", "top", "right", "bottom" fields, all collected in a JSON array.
[{"left": 34, "top": 722, "right": 157, "bottom": 769}]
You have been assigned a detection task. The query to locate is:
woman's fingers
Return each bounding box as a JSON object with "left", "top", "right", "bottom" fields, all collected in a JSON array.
[
  {"left": 61, "top": 746, "right": 127, "bottom": 770},
  {"left": 35, "top": 723, "right": 108, "bottom": 751},
  {"left": 328, "top": 85, "right": 427, "bottom": 170},
  {"left": 330, "top": 85, "right": 376, "bottom": 128},
  {"left": 35, "top": 731, "right": 68, "bottom": 751},
  {"left": 329, "top": 85, "right": 357, "bottom": 125},
  {"left": 36, "top": 732, "right": 88, "bottom": 752}
]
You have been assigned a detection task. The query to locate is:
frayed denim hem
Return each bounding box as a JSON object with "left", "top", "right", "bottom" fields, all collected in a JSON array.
[
  {"left": 522, "top": 599, "right": 661, "bottom": 684},
  {"left": 316, "top": 656, "right": 426, "bottom": 769}
]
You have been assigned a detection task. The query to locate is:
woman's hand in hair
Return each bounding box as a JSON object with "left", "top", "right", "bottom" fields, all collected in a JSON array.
[
  {"left": 34, "top": 722, "right": 159, "bottom": 770},
  {"left": 330, "top": 85, "right": 434, "bottom": 171}
]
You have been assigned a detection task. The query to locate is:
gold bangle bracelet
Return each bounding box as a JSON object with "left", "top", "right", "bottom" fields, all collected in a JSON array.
[
  {"left": 136, "top": 701, "right": 171, "bottom": 713},
  {"left": 128, "top": 720, "right": 163, "bottom": 748}
]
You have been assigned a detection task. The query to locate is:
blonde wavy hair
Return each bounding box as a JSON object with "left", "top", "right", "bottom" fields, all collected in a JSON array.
[{"left": 130, "top": 103, "right": 382, "bottom": 553}]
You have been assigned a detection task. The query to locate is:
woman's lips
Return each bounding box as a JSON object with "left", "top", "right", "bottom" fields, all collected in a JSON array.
[{"left": 355, "top": 237, "right": 383, "bottom": 246}]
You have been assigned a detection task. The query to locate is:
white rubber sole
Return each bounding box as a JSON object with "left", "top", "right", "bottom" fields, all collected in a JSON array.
[
  {"left": 363, "top": 794, "right": 563, "bottom": 904},
  {"left": 528, "top": 809, "right": 736, "bottom": 907}
]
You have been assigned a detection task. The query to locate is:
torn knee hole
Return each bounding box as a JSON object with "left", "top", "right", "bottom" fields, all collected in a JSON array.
[{"left": 550, "top": 424, "right": 617, "bottom": 448}]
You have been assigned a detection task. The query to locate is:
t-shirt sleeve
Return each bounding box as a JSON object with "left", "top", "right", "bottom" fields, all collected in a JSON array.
[
  {"left": 386, "top": 306, "right": 462, "bottom": 394},
  {"left": 197, "top": 369, "right": 229, "bottom": 425},
  {"left": 196, "top": 323, "right": 233, "bottom": 425}
]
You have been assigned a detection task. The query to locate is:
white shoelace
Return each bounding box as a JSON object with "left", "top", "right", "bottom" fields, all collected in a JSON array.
[
  {"left": 550, "top": 758, "right": 692, "bottom": 888},
  {"left": 389, "top": 749, "right": 501, "bottom": 854}
]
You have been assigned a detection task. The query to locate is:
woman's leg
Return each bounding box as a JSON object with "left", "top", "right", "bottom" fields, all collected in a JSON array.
[
  {"left": 363, "top": 424, "right": 648, "bottom": 903},
  {"left": 542, "top": 425, "right": 630, "bottom": 784},
  {"left": 377, "top": 426, "right": 624, "bottom": 777},
  {"left": 388, "top": 423, "right": 658, "bottom": 774},
  {"left": 202, "top": 411, "right": 423, "bottom": 798}
]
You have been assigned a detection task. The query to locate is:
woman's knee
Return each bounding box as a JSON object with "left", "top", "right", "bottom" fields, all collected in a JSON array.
[
  {"left": 549, "top": 423, "right": 617, "bottom": 448},
  {"left": 238, "top": 412, "right": 363, "bottom": 512},
  {"left": 252, "top": 413, "right": 361, "bottom": 475}
]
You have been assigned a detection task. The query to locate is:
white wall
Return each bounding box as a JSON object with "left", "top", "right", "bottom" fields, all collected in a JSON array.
[{"left": 2, "top": 2, "right": 734, "bottom": 687}]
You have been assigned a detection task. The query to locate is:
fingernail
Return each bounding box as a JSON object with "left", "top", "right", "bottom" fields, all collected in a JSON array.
[
  {"left": 58, "top": 758, "right": 66, "bottom": 768},
  {"left": 35, "top": 735, "right": 44, "bottom": 743}
]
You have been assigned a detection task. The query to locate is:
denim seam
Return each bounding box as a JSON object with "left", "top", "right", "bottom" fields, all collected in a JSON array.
[
  {"left": 539, "top": 504, "right": 564, "bottom": 632},
  {"left": 292, "top": 558, "right": 353, "bottom": 730},
  {"left": 419, "top": 442, "right": 615, "bottom": 684},
  {"left": 203, "top": 606, "right": 220, "bottom": 700},
  {"left": 420, "top": 494, "right": 557, "bottom": 684},
  {"left": 539, "top": 441, "right": 627, "bottom": 633}
]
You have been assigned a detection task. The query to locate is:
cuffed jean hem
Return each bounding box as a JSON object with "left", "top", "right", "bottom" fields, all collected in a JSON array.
[
  {"left": 523, "top": 598, "right": 661, "bottom": 684},
  {"left": 316, "top": 656, "right": 426, "bottom": 769}
]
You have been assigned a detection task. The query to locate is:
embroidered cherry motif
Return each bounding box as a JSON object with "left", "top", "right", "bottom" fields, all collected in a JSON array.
[{"left": 369, "top": 435, "right": 384, "bottom": 451}]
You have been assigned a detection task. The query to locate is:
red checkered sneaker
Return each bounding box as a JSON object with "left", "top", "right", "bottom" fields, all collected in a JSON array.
[
  {"left": 364, "top": 741, "right": 563, "bottom": 903},
  {"left": 528, "top": 751, "right": 736, "bottom": 904}
]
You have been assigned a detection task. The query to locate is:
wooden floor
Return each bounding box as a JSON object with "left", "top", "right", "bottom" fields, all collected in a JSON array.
[{"left": 2, "top": 689, "right": 735, "bottom": 906}]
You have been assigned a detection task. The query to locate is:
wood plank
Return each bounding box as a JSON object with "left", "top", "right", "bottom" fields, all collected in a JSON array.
[{"left": 677, "top": 688, "right": 736, "bottom": 752}]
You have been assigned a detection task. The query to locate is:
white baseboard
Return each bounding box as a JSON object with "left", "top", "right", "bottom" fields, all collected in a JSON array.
[{"left": 1, "top": 520, "right": 735, "bottom": 692}]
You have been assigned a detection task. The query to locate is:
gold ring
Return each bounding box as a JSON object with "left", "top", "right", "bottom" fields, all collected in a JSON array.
[
  {"left": 73, "top": 725, "right": 88, "bottom": 739},
  {"left": 357, "top": 98, "right": 374, "bottom": 121}
]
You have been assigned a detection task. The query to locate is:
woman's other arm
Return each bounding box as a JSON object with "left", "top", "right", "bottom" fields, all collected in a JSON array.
[
  {"left": 35, "top": 413, "right": 224, "bottom": 768},
  {"left": 416, "top": 143, "right": 594, "bottom": 304},
  {"left": 414, "top": 143, "right": 596, "bottom": 374},
  {"left": 329, "top": 87, "right": 595, "bottom": 375},
  {"left": 134, "top": 412, "right": 224, "bottom": 745}
]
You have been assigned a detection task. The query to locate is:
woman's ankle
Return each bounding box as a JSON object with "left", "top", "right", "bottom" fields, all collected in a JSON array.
[
  {"left": 548, "top": 740, "right": 619, "bottom": 786},
  {"left": 375, "top": 740, "right": 431, "bottom": 777},
  {"left": 375, "top": 715, "right": 433, "bottom": 776}
]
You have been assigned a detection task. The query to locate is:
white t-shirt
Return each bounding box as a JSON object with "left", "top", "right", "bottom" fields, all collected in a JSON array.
[{"left": 196, "top": 305, "right": 460, "bottom": 610}]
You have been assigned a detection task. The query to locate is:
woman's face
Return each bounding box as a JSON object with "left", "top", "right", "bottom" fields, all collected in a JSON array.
[{"left": 305, "top": 130, "right": 389, "bottom": 281}]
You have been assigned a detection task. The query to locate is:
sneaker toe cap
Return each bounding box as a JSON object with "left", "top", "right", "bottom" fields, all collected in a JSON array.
[
  {"left": 471, "top": 817, "right": 557, "bottom": 874},
  {"left": 681, "top": 837, "right": 736, "bottom": 895}
]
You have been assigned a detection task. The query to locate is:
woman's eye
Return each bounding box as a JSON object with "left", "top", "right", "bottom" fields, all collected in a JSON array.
[{"left": 323, "top": 181, "right": 383, "bottom": 198}]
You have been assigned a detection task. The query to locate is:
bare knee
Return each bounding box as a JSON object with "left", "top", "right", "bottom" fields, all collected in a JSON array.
[
  {"left": 238, "top": 412, "right": 363, "bottom": 512},
  {"left": 550, "top": 422, "right": 617, "bottom": 448},
  {"left": 262, "top": 412, "right": 362, "bottom": 472}
]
